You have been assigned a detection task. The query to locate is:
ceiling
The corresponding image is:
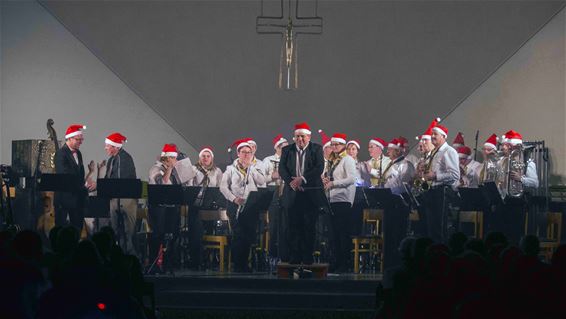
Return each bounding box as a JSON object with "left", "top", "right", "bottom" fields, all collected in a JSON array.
[{"left": 39, "top": 0, "right": 565, "bottom": 159}]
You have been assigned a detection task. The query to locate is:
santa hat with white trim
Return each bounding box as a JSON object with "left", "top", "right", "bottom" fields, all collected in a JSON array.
[
  {"left": 502, "top": 130, "right": 523, "bottom": 145},
  {"left": 199, "top": 146, "right": 214, "bottom": 158},
  {"left": 432, "top": 124, "right": 449, "bottom": 138},
  {"left": 484, "top": 134, "right": 498, "bottom": 150},
  {"left": 369, "top": 137, "right": 386, "bottom": 149},
  {"left": 161, "top": 144, "right": 178, "bottom": 157},
  {"left": 294, "top": 122, "right": 312, "bottom": 135},
  {"left": 65, "top": 124, "right": 86, "bottom": 139},
  {"left": 331, "top": 133, "right": 347, "bottom": 145},
  {"left": 388, "top": 138, "right": 402, "bottom": 149},
  {"left": 273, "top": 134, "right": 288, "bottom": 149},
  {"left": 453, "top": 132, "right": 465, "bottom": 148},
  {"left": 416, "top": 117, "right": 441, "bottom": 141},
  {"left": 397, "top": 136, "right": 409, "bottom": 148},
  {"left": 347, "top": 140, "right": 360, "bottom": 150},
  {"left": 105, "top": 132, "right": 126, "bottom": 148},
  {"left": 318, "top": 129, "right": 331, "bottom": 148},
  {"left": 457, "top": 146, "right": 472, "bottom": 159}
]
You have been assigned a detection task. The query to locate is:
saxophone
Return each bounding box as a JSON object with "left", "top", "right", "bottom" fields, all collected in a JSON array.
[{"left": 412, "top": 153, "right": 431, "bottom": 196}]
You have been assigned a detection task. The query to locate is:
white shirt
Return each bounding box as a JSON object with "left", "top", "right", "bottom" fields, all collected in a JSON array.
[
  {"left": 460, "top": 160, "right": 482, "bottom": 188},
  {"left": 328, "top": 155, "right": 357, "bottom": 204},
  {"left": 220, "top": 161, "right": 266, "bottom": 203},
  {"left": 295, "top": 143, "right": 310, "bottom": 183},
  {"left": 262, "top": 154, "right": 282, "bottom": 186},
  {"left": 430, "top": 142, "right": 460, "bottom": 188},
  {"left": 383, "top": 157, "right": 416, "bottom": 195},
  {"left": 189, "top": 165, "right": 223, "bottom": 187}
]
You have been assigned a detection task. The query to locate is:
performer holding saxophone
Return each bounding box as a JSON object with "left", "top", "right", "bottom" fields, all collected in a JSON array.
[
  {"left": 478, "top": 134, "right": 500, "bottom": 185},
  {"left": 422, "top": 122, "right": 460, "bottom": 243},
  {"left": 220, "top": 139, "right": 266, "bottom": 272},
  {"left": 457, "top": 146, "right": 482, "bottom": 188},
  {"left": 262, "top": 134, "right": 289, "bottom": 261},
  {"left": 363, "top": 138, "right": 390, "bottom": 187},
  {"left": 495, "top": 130, "right": 538, "bottom": 244}
]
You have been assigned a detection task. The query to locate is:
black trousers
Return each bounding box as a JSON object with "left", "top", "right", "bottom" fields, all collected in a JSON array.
[
  {"left": 330, "top": 202, "right": 352, "bottom": 271},
  {"left": 55, "top": 205, "right": 84, "bottom": 231},
  {"left": 268, "top": 198, "right": 288, "bottom": 260},
  {"left": 287, "top": 192, "right": 318, "bottom": 264},
  {"left": 382, "top": 197, "right": 410, "bottom": 271},
  {"left": 423, "top": 186, "right": 457, "bottom": 243},
  {"left": 148, "top": 205, "right": 180, "bottom": 270},
  {"left": 187, "top": 206, "right": 204, "bottom": 268},
  {"left": 227, "top": 202, "right": 259, "bottom": 270}
]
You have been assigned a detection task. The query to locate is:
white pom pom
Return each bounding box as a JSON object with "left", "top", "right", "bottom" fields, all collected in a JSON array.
[
  {"left": 436, "top": 117, "right": 441, "bottom": 122},
  {"left": 415, "top": 136, "right": 420, "bottom": 140},
  {"left": 318, "top": 129, "right": 323, "bottom": 133}
]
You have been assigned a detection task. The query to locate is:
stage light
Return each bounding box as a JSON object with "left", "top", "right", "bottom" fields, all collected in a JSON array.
[{"left": 97, "top": 303, "right": 106, "bottom": 311}]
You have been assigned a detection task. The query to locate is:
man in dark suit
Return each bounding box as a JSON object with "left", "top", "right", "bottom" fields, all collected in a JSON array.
[
  {"left": 54, "top": 124, "right": 94, "bottom": 230},
  {"left": 103, "top": 132, "right": 137, "bottom": 253},
  {"left": 279, "top": 122, "right": 326, "bottom": 264}
]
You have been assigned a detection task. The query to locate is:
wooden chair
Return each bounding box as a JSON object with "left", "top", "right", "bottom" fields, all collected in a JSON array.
[
  {"left": 200, "top": 209, "right": 231, "bottom": 272},
  {"left": 539, "top": 212, "right": 562, "bottom": 262},
  {"left": 458, "top": 211, "right": 484, "bottom": 239},
  {"left": 352, "top": 209, "right": 384, "bottom": 273}
]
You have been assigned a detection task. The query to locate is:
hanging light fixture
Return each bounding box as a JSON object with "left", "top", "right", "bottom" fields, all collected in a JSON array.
[{"left": 256, "top": 0, "right": 322, "bottom": 91}]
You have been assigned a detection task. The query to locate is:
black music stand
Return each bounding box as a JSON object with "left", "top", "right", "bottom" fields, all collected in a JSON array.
[
  {"left": 241, "top": 188, "right": 274, "bottom": 272},
  {"left": 38, "top": 174, "right": 81, "bottom": 192},
  {"left": 97, "top": 179, "right": 142, "bottom": 252},
  {"left": 354, "top": 187, "right": 369, "bottom": 207},
  {"left": 363, "top": 188, "right": 394, "bottom": 210},
  {"left": 199, "top": 187, "right": 227, "bottom": 210},
  {"left": 480, "top": 182, "right": 504, "bottom": 207},
  {"left": 85, "top": 196, "right": 110, "bottom": 233}
]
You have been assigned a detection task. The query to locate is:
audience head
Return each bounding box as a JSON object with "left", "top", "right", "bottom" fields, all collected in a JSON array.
[{"left": 519, "top": 235, "right": 540, "bottom": 257}]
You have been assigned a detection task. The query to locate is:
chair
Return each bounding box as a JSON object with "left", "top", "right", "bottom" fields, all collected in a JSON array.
[
  {"left": 458, "top": 211, "right": 484, "bottom": 239},
  {"left": 539, "top": 212, "right": 562, "bottom": 262},
  {"left": 200, "top": 209, "right": 231, "bottom": 272},
  {"left": 352, "top": 209, "right": 384, "bottom": 273}
]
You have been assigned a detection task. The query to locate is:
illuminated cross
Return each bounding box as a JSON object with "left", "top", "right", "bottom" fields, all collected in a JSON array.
[{"left": 256, "top": 0, "right": 323, "bottom": 90}]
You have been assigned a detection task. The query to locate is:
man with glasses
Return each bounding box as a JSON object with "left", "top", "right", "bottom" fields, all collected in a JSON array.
[
  {"left": 279, "top": 122, "right": 326, "bottom": 265},
  {"left": 54, "top": 124, "right": 95, "bottom": 230}
]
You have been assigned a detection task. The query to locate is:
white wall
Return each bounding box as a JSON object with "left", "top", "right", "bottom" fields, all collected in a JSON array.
[
  {"left": 442, "top": 8, "right": 566, "bottom": 184},
  {"left": 0, "top": 1, "right": 197, "bottom": 180}
]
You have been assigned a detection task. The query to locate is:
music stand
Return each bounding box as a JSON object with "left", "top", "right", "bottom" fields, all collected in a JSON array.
[
  {"left": 38, "top": 174, "right": 81, "bottom": 192},
  {"left": 363, "top": 188, "right": 394, "bottom": 209},
  {"left": 458, "top": 187, "right": 490, "bottom": 212},
  {"left": 480, "top": 182, "right": 504, "bottom": 207},
  {"left": 200, "top": 187, "right": 227, "bottom": 210},
  {"left": 241, "top": 188, "right": 274, "bottom": 271},
  {"left": 85, "top": 196, "right": 110, "bottom": 233},
  {"left": 97, "top": 179, "right": 142, "bottom": 252},
  {"left": 354, "top": 187, "right": 369, "bottom": 207}
]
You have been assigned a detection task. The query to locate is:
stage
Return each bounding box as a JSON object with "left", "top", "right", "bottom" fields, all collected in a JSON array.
[{"left": 145, "top": 269, "right": 380, "bottom": 318}]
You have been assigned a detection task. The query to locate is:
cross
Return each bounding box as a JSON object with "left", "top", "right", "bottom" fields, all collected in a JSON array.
[{"left": 256, "top": 0, "right": 323, "bottom": 90}]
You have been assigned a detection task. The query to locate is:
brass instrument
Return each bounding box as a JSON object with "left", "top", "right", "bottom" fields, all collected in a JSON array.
[
  {"left": 481, "top": 150, "right": 501, "bottom": 185},
  {"left": 270, "top": 159, "right": 284, "bottom": 196},
  {"left": 459, "top": 163, "right": 467, "bottom": 187},
  {"left": 506, "top": 144, "right": 525, "bottom": 198},
  {"left": 412, "top": 153, "right": 431, "bottom": 196}
]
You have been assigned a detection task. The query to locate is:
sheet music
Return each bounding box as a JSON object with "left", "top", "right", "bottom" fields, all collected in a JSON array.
[{"left": 175, "top": 158, "right": 195, "bottom": 184}]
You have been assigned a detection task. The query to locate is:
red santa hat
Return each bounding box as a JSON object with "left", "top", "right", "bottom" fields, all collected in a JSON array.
[
  {"left": 231, "top": 139, "right": 252, "bottom": 152},
  {"left": 331, "top": 133, "right": 347, "bottom": 145},
  {"left": 65, "top": 124, "right": 86, "bottom": 139},
  {"left": 397, "top": 136, "right": 409, "bottom": 148},
  {"left": 417, "top": 117, "right": 441, "bottom": 141},
  {"left": 246, "top": 138, "right": 257, "bottom": 147},
  {"left": 457, "top": 146, "right": 472, "bottom": 159},
  {"left": 161, "top": 144, "right": 178, "bottom": 157},
  {"left": 369, "top": 137, "right": 386, "bottom": 149},
  {"left": 346, "top": 140, "right": 360, "bottom": 150},
  {"left": 105, "top": 132, "right": 127, "bottom": 148},
  {"left": 502, "top": 130, "right": 523, "bottom": 145},
  {"left": 294, "top": 122, "right": 312, "bottom": 135},
  {"left": 273, "top": 134, "right": 288, "bottom": 149},
  {"left": 432, "top": 124, "right": 449, "bottom": 138},
  {"left": 453, "top": 132, "right": 465, "bottom": 148},
  {"left": 318, "top": 129, "right": 331, "bottom": 148},
  {"left": 484, "top": 134, "right": 498, "bottom": 150},
  {"left": 199, "top": 146, "right": 214, "bottom": 158},
  {"left": 388, "top": 138, "right": 402, "bottom": 149}
]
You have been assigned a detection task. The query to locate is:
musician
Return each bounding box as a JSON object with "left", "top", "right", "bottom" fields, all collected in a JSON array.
[
  {"left": 220, "top": 140, "right": 266, "bottom": 272},
  {"left": 346, "top": 140, "right": 364, "bottom": 186},
  {"left": 148, "top": 144, "right": 182, "bottom": 272},
  {"left": 382, "top": 138, "right": 415, "bottom": 270},
  {"left": 323, "top": 133, "right": 356, "bottom": 272},
  {"left": 103, "top": 132, "right": 137, "bottom": 254},
  {"left": 478, "top": 133, "right": 499, "bottom": 184},
  {"left": 398, "top": 136, "right": 419, "bottom": 169},
  {"left": 318, "top": 129, "right": 333, "bottom": 162},
  {"left": 496, "top": 130, "right": 538, "bottom": 243},
  {"left": 363, "top": 138, "right": 391, "bottom": 187},
  {"left": 279, "top": 122, "right": 326, "bottom": 265},
  {"left": 186, "top": 147, "right": 223, "bottom": 269},
  {"left": 453, "top": 132, "right": 465, "bottom": 149},
  {"left": 457, "top": 146, "right": 482, "bottom": 188},
  {"left": 262, "top": 134, "right": 289, "bottom": 260},
  {"left": 54, "top": 124, "right": 94, "bottom": 230},
  {"left": 423, "top": 123, "right": 460, "bottom": 243}
]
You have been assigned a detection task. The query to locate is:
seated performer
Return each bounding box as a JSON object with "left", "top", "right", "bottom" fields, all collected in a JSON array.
[
  {"left": 422, "top": 122, "right": 460, "bottom": 243},
  {"left": 495, "top": 130, "right": 539, "bottom": 244},
  {"left": 346, "top": 140, "right": 364, "bottom": 186},
  {"left": 220, "top": 139, "right": 266, "bottom": 272},
  {"left": 148, "top": 144, "right": 182, "bottom": 273},
  {"left": 363, "top": 138, "right": 390, "bottom": 187},
  {"left": 262, "top": 134, "right": 289, "bottom": 261},
  {"left": 457, "top": 146, "right": 482, "bottom": 188},
  {"left": 478, "top": 133, "right": 500, "bottom": 185},
  {"left": 323, "top": 133, "right": 356, "bottom": 272},
  {"left": 186, "top": 146, "right": 223, "bottom": 269}
]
